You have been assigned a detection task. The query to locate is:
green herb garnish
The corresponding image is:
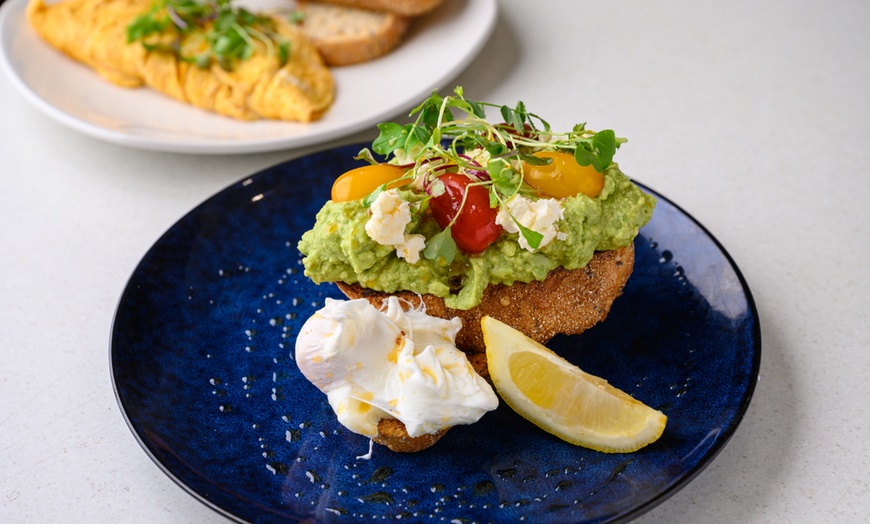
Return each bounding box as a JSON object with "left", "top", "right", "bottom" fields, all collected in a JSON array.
[
  {"left": 126, "top": 0, "right": 290, "bottom": 71},
  {"left": 360, "top": 87, "right": 626, "bottom": 257},
  {"left": 372, "top": 86, "right": 623, "bottom": 174},
  {"left": 422, "top": 226, "right": 458, "bottom": 264}
]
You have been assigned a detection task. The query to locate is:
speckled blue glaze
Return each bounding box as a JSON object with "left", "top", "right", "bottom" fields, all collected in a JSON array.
[{"left": 111, "top": 143, "right": 761, "bottom": 524}]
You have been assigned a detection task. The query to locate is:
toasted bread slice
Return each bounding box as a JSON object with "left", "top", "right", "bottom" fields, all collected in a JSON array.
[
  {"left": 344, "top": 246, "right": 634, "bottom": 452},
  {"left": 337, "top": 244, "right": 636, "bottom": 354},
  {"left": 373, "top": 416, "right": 449, "bottom": 452},
  {"left": 311, "top": 0, "right": 444, "bottom": 16},
  {"left": 295, "top": 1, "right": 411, "bottom": 66}
]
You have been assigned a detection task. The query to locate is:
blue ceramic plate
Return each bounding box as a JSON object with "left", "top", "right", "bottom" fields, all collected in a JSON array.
[{"left": 111, "top": 144, "right": 761, "bottom": 523}]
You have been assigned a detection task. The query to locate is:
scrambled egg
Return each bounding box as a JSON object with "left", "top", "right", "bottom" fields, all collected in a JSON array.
[{"left": 26, "top": 0, "right": 334, "bottom": 122}]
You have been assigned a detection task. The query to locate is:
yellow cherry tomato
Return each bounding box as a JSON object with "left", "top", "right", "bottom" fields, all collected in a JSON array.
[
  {"left": 331, "top": 164, "right": 408, "bottom": 202},
  {"left": 522, "top": 151, "right": 604, "bottom": 199}
]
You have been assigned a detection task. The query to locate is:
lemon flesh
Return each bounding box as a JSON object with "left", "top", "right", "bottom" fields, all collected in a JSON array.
[{"left": 482, "top": 316, "right": 667, "bottom": 453}]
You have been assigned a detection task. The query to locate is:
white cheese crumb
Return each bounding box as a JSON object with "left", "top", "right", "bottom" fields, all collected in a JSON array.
[
  {"left": 496, "top": 195, "right": 565, "bottom": 252},
  {"left": 365, "top": 189, "right": 427, "bottom": 263},
  {"left": 396, "top": 234, "right": 426, "bottom": 263},
  {"left": 366, "top": 189, "right": 412, "bottom": 245}
]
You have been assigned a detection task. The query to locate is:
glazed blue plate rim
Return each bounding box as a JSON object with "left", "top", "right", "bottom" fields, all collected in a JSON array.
[
  {"left": 110, "top": 144, "right": 761, "bottom": 523},
  {"left": 605, "top": 185, "right": 762, "bottom": 521}
]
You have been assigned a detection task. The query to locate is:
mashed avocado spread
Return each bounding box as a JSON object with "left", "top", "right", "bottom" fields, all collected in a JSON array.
[
  {"left": 297, "top": 88, "right": 656, "bottom": 310},
  {"left": 299, "top": 164, "right": 655, "bottom": 310}
]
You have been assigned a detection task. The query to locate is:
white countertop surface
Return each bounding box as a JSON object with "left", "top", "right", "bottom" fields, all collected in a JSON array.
[{"left": 1, "top": 0, "right": 868, "bottom": 522}]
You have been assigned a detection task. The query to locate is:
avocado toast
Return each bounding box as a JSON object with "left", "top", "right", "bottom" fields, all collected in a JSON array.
[{"left": 299, "top": 87, "right": 655, "bottom": 354}]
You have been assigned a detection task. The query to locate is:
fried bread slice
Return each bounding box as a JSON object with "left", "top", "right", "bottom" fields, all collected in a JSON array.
[
  {"left": 344, "top": 245, "right": 634, "bottom": 452},
  {"left": 337, "top": 244, "right": 635, "bottom": 354}
]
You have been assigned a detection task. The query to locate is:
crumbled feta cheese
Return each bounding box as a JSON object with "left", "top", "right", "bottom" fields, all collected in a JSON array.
[
  {"left": 366, "top": 189, "right": 411, "bottom": 246},
  {"left": 365, "top": 190, "right": 427, "bottom": 263},
  {"left": 496, "top": 195, "right": 565, "bottom": 252},
  {"left": 396, "top": 234, "right": 426, "bottom": 264}
]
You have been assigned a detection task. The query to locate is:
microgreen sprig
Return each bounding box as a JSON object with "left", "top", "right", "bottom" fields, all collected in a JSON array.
[
  {"left": 363, "top": 87, "right": 626, "bottom": 261},
  {"left": 373, "top": 86, "right": 623, "bottom": 173},
  {"left": 371, "top": 87, "right": 623, "bottom": 205},
  {"left": 126, "top": 0, "right": 290, "bottom": 71}
]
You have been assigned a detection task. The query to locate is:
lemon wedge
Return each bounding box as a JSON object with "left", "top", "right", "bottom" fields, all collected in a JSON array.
[{"left": 482, "top": 316, "right": 667, "bottom": 453}]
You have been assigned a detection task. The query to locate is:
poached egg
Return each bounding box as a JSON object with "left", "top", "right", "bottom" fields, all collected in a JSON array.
[{"left": 295, "top": 297, "right": 498, "bottom": 438}]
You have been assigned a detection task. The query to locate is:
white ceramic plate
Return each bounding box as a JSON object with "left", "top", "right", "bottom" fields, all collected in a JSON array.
[{"left": 0, "top": 0, "right": 496, "bottom": 154}]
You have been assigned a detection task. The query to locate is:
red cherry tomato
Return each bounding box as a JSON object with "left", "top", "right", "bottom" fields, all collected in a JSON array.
[{"left": 429, "top": 173, "right": 502, "bottom": 254}]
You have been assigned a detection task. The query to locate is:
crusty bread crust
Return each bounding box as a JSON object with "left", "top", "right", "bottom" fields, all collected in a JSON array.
[
  {"left": 296, "top": 1, "right": 411, "bottom": 66},
  {"left": 373, "top": 419, "right": 449, "bottom": 452},
  {"left": 337, "top": 244, "right": 636, "bottom": 354},
  {"left": 312, "top": 0, "right": 444, "bottom": 17}
]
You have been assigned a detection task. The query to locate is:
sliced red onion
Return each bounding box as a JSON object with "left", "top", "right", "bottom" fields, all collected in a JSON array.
[
  {"left": 167, "top": 7, "right": 188, "bottom": 29},
  {"left": 456, "top": 154, "right": 490, "bottom": 180},
  {"left": 457, "top": 153, "right": 482, "bottom": 167}
]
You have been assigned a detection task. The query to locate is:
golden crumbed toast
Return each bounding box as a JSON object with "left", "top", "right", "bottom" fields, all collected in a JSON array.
[
  {"left": 373, "top": 419, "right": 449, "bottom": 452},
  {"left": 295, "top": 1, "right": 411, "bottom": 66},
  {"left": 311, "top": 0, "right": 443, "bottom": 17},
  {"left": 337, "top": 244, "right": 636, "bottom": 354}
]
